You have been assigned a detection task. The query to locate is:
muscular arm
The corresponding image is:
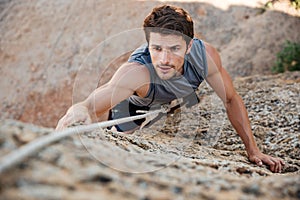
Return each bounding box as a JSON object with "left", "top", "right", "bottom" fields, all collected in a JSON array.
[
  {"left": 86, "top": 62, "right": 150, "bottom": 117},
  {"left": 203, "top": 43, "right": 284, "bottom": 173},
  {"left": 56, "top": 62, "right": 150, "bottom": 129}
]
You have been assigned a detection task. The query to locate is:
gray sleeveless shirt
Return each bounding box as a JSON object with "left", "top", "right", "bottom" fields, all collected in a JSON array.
[{"left": 127, "top": 38, "right": 208, "bottom": 108}]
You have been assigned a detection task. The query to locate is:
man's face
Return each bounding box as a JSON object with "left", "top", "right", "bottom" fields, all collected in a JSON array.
[{"left": 148, "top": 32, "right": 192, "bottom": 80}]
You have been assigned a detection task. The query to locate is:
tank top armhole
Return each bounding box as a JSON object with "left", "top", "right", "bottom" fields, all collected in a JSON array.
[
  {"left": 188, "top": 38, "right": 209, "bottom": 82},
  {"left": 198, "top": 39, "right": 208, "bottom": 78}
]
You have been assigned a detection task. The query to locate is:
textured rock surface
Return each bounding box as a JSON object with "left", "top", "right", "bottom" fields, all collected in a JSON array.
[
  {"left": 1, "top": 1, "right": 299, "bottom": 199},
  {"left": 0, "top": 72, "right": 299, "bottom": 200}
]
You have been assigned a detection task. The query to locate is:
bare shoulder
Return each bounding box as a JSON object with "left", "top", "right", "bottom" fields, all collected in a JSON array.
[
  {"left": 203, "top": 42, "right": 220, "bottom": 61},
  {"left": 201, "top": 41, "right": 222, "bottom": 76},
  {"left": 203, "top": 41, "right": 215, "bottom": 52}
]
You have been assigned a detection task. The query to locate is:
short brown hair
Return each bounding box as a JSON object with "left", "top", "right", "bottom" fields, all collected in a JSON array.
[{"left": 143, "top": 5, "right": 194, "bottom": 45}]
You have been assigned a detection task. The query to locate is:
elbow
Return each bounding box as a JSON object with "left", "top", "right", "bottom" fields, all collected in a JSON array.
[{"left": 224, "top": 92, "right": 240, "bottom": 110}]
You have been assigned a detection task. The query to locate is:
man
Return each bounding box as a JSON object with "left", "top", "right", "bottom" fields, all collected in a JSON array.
[{"left": 56, "top": 5, "right": 284, "bottom": 172}]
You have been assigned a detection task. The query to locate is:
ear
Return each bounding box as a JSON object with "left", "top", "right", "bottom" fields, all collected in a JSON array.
[{"left": 186, "top": 40, "right": 193, "bottom": 54}]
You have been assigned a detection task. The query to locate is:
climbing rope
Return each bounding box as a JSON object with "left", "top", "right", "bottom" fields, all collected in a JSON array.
[{"left": 0, "top": 106, "right": 170, "bottom": 175}]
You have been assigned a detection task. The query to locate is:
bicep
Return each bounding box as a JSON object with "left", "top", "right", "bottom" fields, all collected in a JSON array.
[{"left": 85, "top": 62, "right": 149, "bottom": 114}]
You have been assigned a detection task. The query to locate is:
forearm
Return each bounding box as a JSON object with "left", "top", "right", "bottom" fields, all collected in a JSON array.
[
  {"left": 225, "top": 93, "right": 260, "bottom": 155},
  {"left": 67, "top": 101, "right": 90, "bottom": 115},
  {"left": 77, "top": 86, "right": 113, "bottom": 121},
  {"left": 83, "top": 82, "right": 135, "bottom": 120}
]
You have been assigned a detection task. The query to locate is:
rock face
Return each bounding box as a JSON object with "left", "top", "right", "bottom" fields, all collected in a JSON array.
[
  {"left": 0, "top": 1, "right": 299, "bottom": 199},
  {"left": 0, "top": 72, "right": 299, "bottom": 200},
  {"left": 0, "top": 0, "right": 299, "bottom": 127}
]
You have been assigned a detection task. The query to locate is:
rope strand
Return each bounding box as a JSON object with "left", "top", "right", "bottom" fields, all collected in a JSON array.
[{"left": 0, "top": 107, "right": 168, "bottom": 175}]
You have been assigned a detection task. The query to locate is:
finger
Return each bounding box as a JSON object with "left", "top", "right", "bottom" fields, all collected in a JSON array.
[
  {"left": 268, "top": 160, "right": 276, "bottom": 172},
  {"left": 55, "top": 121, "right": 61, "bottom": 131},
  {"left": 273, "top": 158, "right": 282, "bottom": 173},
  {"left": 78, "top": 115, "right": 91, "bottom": 126},
  {"left": 62, "top": 118, "right": 73, "bottom": 129},
  {"left": 273, "top": 160, "right": 279, "bottom": 173},
  {"left": 55, "top": 118, "right": 65, "bottom": 131},
  {"left": 252, "top": 157, "right": 263, "bottom": 166},
  {"left": 55, "top": 124, "right": 62, "bottom": 131},
  {"left": 261, "top": 157, "right": 275, "bottom": 172},
  {"left": 278, "top": 162, "right": 282, "bottom": 173},
  {"left": 277, "top": 159, "right": 282, "bottom": 173},
  {"left": 57, "top": 116, "right": 73, "bottom": 130},
  {"left": 84, "top": 116, "right": 92, "bottom": 124}
]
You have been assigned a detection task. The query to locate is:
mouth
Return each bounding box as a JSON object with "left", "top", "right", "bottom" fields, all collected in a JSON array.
[{"left": 157, "top": 65, "right": 173, "bottom": 74}]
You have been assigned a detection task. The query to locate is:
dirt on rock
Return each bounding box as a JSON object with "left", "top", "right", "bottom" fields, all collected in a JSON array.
[
  {"left": 0, "top": 0, "right": 299, "bottom": 199},
  {"left": 0, "top": 71, "right": 299, "bottom": 200}
]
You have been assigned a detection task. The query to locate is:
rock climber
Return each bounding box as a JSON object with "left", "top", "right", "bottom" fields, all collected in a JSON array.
[{"left": 56, "top": 5, "right": 285, "bottom": 173}]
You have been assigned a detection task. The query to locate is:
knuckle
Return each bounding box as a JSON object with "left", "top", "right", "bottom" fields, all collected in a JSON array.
[
  {"left": 269, "top": 162, "right": 275, "bottom": 167},
  {"left": 273, "top": 159, "right": 280, "bottom": 165}
]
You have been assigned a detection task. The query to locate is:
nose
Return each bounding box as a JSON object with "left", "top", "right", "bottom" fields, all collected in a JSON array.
[{"left": 160, "top": 49, "right": 170, "bottom": 65}]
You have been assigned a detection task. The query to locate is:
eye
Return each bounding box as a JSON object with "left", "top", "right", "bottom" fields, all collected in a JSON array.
[
  {"left": 151, "top": 46, "right": 162, "bottom": 52},
  {"left": 170, "top": 46, "right": 180, "bottom": 52}
]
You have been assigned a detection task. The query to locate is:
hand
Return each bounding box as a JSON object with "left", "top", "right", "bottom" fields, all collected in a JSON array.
[
  {"left": 56, "top": 104, "right": 92, "bottom": 131},
  {"left": 248, "top": 151, "right": 285, "bottom": 173}
]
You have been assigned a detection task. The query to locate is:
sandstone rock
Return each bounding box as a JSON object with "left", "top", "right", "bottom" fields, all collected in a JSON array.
[
  {"left": 0, "top": 71, "right": 299, "bottom": 199},
  {"left": 0, "top": 1, "right": 300, "bottom": 199}
]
